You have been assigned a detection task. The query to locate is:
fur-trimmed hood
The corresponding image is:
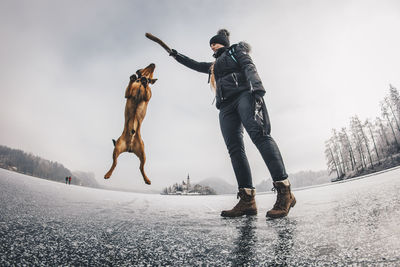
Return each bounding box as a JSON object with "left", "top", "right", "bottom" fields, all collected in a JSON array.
[
  {"left": 214, "top": 41, "right": 252, "bottom": 58},
  {"left": 236, "top": 41, "right": 251, "bottom": 53}
]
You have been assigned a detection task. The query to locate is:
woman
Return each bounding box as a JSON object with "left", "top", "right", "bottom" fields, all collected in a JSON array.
[{"left": 169, "top": 29, "right": 296, "bottom": 218}]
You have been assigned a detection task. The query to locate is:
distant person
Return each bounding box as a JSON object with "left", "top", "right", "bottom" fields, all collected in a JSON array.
[
  {"left": 65, "top": 176, "right": 68, "bottom": 184},
  {"left": 68, "top": 176, "right": 71, "bottom": 185},
  {"left": 169, "top": 29, "right": 296, "bottom": 218}
]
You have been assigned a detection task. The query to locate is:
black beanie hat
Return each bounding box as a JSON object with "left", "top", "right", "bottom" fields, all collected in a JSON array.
[{"left": 209, "top": 29, "right": 230, "bottom": 47}]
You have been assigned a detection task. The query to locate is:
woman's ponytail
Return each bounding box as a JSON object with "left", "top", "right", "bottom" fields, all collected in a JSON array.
[{"left": 210, "top": 62, "right": 216, "bottom": 95}]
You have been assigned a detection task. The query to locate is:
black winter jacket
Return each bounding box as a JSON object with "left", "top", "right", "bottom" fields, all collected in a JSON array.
[{"left": 173, "top": 42, "right": 266, "bottom": 109}]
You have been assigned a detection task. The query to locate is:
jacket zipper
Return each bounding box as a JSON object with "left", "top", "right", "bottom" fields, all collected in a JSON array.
[
  {"left": 232, "top": 73, "right": 238, "bottom": 87},
  {"left": 219, "top": 78, "right": 225, "bottom": 101}
]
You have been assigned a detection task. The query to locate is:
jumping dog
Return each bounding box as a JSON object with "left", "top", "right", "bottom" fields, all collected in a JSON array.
[{"left": 104, "top": 63, "right": 157, "bottom": 185}]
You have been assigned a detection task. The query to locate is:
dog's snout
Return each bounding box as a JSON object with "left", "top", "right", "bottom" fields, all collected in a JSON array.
[{"left": 146, "top": 63, "right": 155, "bottom": 70}]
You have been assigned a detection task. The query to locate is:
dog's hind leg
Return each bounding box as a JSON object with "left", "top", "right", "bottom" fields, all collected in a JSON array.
[
  {"left": 132, "top": 133, "right": 151, "bottom": 185},
  {"left": 104, "top": 138, "right": 127, "bottom": 179}
]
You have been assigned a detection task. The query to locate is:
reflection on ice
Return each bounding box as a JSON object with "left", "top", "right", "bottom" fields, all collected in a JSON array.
[
  {"left": 231, "top": 217, "right": 258, "bottom": 266},
  {"left": 270, "top": 218, "right": 296, "bottom": 266}
]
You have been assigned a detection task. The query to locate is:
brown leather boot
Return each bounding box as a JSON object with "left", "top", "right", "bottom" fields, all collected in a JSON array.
[
  {"left": 221, "top": 188, "right": 257, "bottom": 217},
  {"left": 266, "top": 180, "right": 296, "bottom": 219}
]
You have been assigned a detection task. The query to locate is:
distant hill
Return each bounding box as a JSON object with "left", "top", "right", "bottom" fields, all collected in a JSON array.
[
  {"left": 197, "top": 177, "right": 237, "bottom": 194},
  {"left": 256, "top": 179, "right": 273, "bottom": 192},
  {"left": 196, "top": 170, "right": 332, "bottom": 194},
  {"left": 288, "top": 170, "right": 332, "bottom": 188},
  {"left": 0, "top": 145, "right": 99, "bottom": 188},
  {"left": 256, "top": 170, "right": 333, "bottom": 192},
  {"left": 71, "top": 171, "right": 99, "bottom": 188}
]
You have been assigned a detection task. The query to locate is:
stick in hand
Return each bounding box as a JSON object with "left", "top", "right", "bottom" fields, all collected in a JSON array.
[{"left": 145, "top": 33, "right": 172, "bottom": 54}]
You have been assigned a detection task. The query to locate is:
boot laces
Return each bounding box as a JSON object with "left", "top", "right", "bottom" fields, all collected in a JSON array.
[{"left": 271, "top": 187, "right": 285, "bottom": 210}]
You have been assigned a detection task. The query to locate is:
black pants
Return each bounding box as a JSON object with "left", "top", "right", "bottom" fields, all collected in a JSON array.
[{"left": 219, "top": 92, "right": 288, "bottom": 188}]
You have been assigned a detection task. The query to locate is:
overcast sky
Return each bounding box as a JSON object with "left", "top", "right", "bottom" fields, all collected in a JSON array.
[{"left": 1, "top": 0, "right": 400, "bottom": 191}]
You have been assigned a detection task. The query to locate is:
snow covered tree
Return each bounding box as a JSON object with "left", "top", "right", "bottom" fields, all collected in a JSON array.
[
  {"left": 389, "top": 84, "right": 400, "bottom": 124},
  {"left": 340, "top": 127, "right": 356, "bottom": 171},
  {"left": 350, "top": 116, "right": 367, "bottom": 170},
  {"left": 353, "top": 116, "right": 374, "bottom": 169},
  {"left": 381, "top": 100, "right": 400, "bottom": 149},
  {"left": 384, "top": 96, "right": 400, "bottom": 134},
  {"left": 324, "top": 139, "right": 341, "bottom": 179},
  {"left": 376, "top": 117, "right": 393, "bottom": 159},
  {"left": 365, "top": 119, "right": 380, "bottom": 165},
  {"left": 332, "top": 129, "right": 347, "bottom": 175}
]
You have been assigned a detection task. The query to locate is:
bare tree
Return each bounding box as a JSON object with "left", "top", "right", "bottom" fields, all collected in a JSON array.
[
  {"left": 350, "top": 116, "right": 368, "bottom": 170},
  {"left": 356, "top": 116, "right": 374, "bottom": 168},
  {"left": 384, "top": 96, "right": 400, "bottom": 133},
  {"left": 381, "top": 101, "right": 400, "bottom": 149},
  {"left": 376, "top": 117, "right": 393, "bottom": 159},
  {"left": 365, "top": 119, "right": 380, "bottom": 164},
  {"left": 338, "top": 128, "right": 355, "bottom": 171},
  {"left": 332, "top": 129, "right": 347, "bottom": 175},
  {"left": 325, "top": 140, "right": 341, "bottom": 179},
  {"left": 389, "top": 84, "right": 400, "bottom": 122},
  {"left": 341, "top": 127, "right": 356, "bottom": 171}
]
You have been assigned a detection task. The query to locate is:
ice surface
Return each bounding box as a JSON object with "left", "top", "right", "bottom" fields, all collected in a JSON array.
[{"left": 1, "top": 168, "right": 400, "bottom": 266}]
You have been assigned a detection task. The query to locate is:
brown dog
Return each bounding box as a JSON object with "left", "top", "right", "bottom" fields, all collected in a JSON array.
[{"left": 104, "top": 63, "right": 157, "bottom": 185}]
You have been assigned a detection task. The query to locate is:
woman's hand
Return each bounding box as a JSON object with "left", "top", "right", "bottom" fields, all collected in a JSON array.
[{"left": 169, "top": 49, "right": 178, "bottom": 58}]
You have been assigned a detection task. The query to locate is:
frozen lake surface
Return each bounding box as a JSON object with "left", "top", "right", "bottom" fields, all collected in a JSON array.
[{"left": 1, "top": 168, "right": 400, "bottom": 266}]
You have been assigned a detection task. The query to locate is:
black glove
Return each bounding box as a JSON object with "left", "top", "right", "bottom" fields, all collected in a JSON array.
[
  {"left": 169, "top": 49, "right": 178, "bottom": 58},
  {"left": 253, "top": 89, "right": 265, "bottom": 98}
]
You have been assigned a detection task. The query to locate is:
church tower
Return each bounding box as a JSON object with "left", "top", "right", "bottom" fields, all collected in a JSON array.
[{"left": 187, "top": 174, "right": 190, "bottom": 190}]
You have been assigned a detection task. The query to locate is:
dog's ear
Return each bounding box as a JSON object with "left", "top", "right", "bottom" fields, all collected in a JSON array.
[
  {"left": 136, "top": 69, "right": 142, "bottom": 78},
  {"left": 150, "top": 78, "right": 157, "bottom": 84},
  {"left": 125, "top": 87, "right": 131, "bottom": 98}
]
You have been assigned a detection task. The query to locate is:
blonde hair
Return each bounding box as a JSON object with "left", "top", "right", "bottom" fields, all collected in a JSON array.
[{"left": 210, "top": 62, "right": 216, "bottom": 95}]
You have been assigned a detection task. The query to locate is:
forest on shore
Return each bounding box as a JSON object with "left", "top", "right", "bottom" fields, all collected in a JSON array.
[
  {"left": 0, "top": 145, "right": 99, "bottom": 188},
  {"left": 325, "top": 85, "right": 400, "bottom": 181}
]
